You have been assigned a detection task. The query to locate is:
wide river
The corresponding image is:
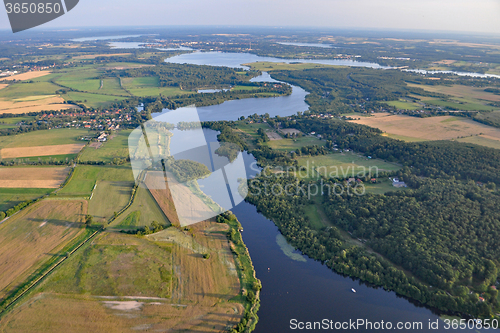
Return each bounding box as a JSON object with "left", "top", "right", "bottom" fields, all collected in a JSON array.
[{"left": 151, "top": 50, "right": 496, "bottom": 332}]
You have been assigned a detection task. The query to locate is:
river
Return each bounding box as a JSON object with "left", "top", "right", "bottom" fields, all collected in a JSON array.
[{"left": 158, "top": 123, "right": 493, "bottom": 332}]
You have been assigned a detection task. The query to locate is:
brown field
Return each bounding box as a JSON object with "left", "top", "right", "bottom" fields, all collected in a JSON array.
[
  {"left": 0, "top": 71, "right": 51, "bottom": 81},
  {"left": 0, "top": 143, "right": 85, "bottom": 159},
  {"left": 0, "top": 96, "right": 80, "bottom": 115},
  {"left": 0, "top": 84, "right": 7, "bottom": 90},
  {"left": 0, "top": 222, "right": 243, "bottom": 332},
  {"left": 0, "top": 200, "right": 87, "bottom": 300},
  {"left": 406, "top": 83, "right": 500, "bottom": 103},
  {"left": 144, "top": 171, "right": 180, "bottom": 226},
  {"left": 351, "top": 113, "right": 500, "bottom": 143},
  {"left": 280, "top": 128, "right": 302, "bottom": 135},
  {"left": 266, "top": 130, "right": 282, "bottom": 140},
  {"left": 0, "top": 167, "right": 70, "bottom": 188}
]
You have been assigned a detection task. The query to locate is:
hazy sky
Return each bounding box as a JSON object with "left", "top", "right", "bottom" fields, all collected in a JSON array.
[{"left": 1, "top": 0, "right": 500, "bottom": 34}]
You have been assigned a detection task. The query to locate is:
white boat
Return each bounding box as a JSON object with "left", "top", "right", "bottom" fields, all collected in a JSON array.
[{"left": 351, "top": 288, "right": 356, "bottom": 293}]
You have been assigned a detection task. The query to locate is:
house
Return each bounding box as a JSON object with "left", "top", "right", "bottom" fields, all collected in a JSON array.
[
  {"left": 393, "top": 181, "right": 407, "bottom": 188},
  {"left": 371, "top": 178, "right": 377, "bottom": 183}
]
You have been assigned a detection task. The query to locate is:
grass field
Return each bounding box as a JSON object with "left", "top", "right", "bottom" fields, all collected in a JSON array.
[
  {"left": 0, "top": 167, "right": 70, "bottom": 188},
  {"left": 58, "top": 165, "right": 134, "bottom": 197},
  {"left": 455, "top": 135, "right": 500, "bottom": 149},
  {"left": 1, "top": 143, "right": 85, "bottom": 159},
  {"left": 0, "top": 200, "right": 87, "bottom": 300},
  {"left": 0, "top": 129, "right": 89, "bottom": 149},
  {"left": 351, "top": 113, "right": 500, "bottom": 145},
  {"left": 88, "top": 181, "right": 134, "bottom": 223},
  {"left": 0, "top": 188, "right": 53, "bottom": 212},
  {"left": 295, "top": 151, "right": 400, "bottom": 180},
  {"left": 385, "top": 100, "right": 422, "bottom": 110},
  {"left": 79, "top": 130, "right": 132, "bottom": 163},
  {"left": 111, "top": 185, "right": 170, "bottom": 229},
  {"left": 268, "top": 136, "right": 326, "bottom": 151},
  {"left": 122, "top": 77, "right": 192, "bottom": 97},
  {"left": 407, "top": 83, "right": 500, "bottom": 103}
]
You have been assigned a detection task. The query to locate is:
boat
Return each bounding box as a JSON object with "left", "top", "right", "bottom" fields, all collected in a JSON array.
[{"left": 351, "top": 288, "right": 356, "bottom": 293}]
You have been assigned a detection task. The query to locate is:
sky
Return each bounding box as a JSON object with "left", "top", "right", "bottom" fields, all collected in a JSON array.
[{"left": 1, "top": 0, "right": 500, "bottom": 34}]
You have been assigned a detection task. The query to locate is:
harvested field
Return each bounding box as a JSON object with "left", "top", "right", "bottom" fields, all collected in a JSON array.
[
  {"left": 144, "top": 171, "right": 179, "bottom": 226},
  {"left": 0, "top": 167, "right": 70, "bottom": 188},
  {"left": 0, "top": 84, "right": 7, "bottom": 90},
  {"left": 266, "top": 130, "right": 282, "bottom": 140},
  {"left": 0, "top": 143, "right": 85, "bottom": 159},
  {"left": 406, "top": 83, "right": 500, "bottom": 103},
  {"left": 351, "top": 113, "right": 500, "bottom": 143},
  {"left": 0, "top": 95, "right": 79, "bottom": 115},
  {"left": 0, "top": 71, "right": 51, "bottom": 82},
  {"left": 0, "top": 200, "right": 87, "bottom": 299}
]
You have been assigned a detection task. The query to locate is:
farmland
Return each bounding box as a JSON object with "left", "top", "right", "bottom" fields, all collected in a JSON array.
[
  {"left": 0, "top": 71, "right": 51, "bottom": 82},
  {"left": 58, "top": 165, "right": 134, "bottom": 197},
  {"left": 0, "top": 222, "right": 244, "bottom": 332},
  {"left": 268, "top": 135, "right": 326, "bottom": 151},
  {"left": 0, "top": 167, "right": 70, "bottom": 188},
  {"left": 0, "top": 188, "right": 53, "bottom": 212},
  {"left": 79, "top": 130, "right": 132, "bottom": 163},
  {"left": 0, "top": 200, "right": 87, "bottom": 300},
  {"left": 351, "top": 113, "right": 500, "bottom": 146},
  {"left": 295, "top": 151, "right": 400, "bottom": 180}
]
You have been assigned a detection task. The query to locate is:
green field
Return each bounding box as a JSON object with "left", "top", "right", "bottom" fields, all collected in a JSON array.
[
  {"left": 268, "top": 136, "right": 326, "bottom": 151},
  {"left": 455, "top": 135, "right": 500, "bottom": 150},
  {"left": 100, "top": 77, "right": 128, "bottom": 96},
  {"left": 111, "top": 185, "right": 169, "bottom": 229},
  {"left": 0, "top": 82, "right": 60, "bottom": 100},
  {"left": 385, "top": 100, "right": 422, "bottom": 110},
  {"left": 58, "top": 165, "right": 134, "bottom": 197},
  {"left": 0, "top": 116, "right": 34, "bottom": 129},
  {"left": 39, "top": 231, "right": 173, "bottom": 297},
  {"left": 88, "top": 181, "right": 134, "bottom": 223},
  {"left": 79, "top": 130, "right": 132, "bottom": 163},
  {"left": 0, "top": 128, "right": 89, "bottom": 149},
  {"left": 0, "top": 188, "right": 53, "bottom": 212},
  {"left": 244, "top": 61, "right": 340, "bottom": 71},
  {"left": 122, "top": 77, "right": 192, "bottom": 97},
  {"left": 296, "top": 151, "right": 400, "bottom": 179}
]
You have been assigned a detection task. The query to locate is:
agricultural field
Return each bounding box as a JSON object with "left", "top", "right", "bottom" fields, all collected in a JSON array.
[
  {"left": 0, "top": 71, "right": 51, "bottom": 82},
  {"left": 0, "top": 223, "right": 243, "bottom": 332},
  {"left": 121, "top": 77, "right": 192, "bottom": 97},
  {"left": 351, "top": 113, "right": 500, "bottom": 145},
  {"left": 0, "top": 116, "right": 34, "bottom": 130},
  {"left": 0, "top": 129, "right": 88, "bottom": 160},
  {"left": 268, "top": 135, "right": 326, "bottom": 151},
  {"left": 385, "top": 99, "right": 422, "bottom": 110},
  {"left": 0, "top": 166, "right": 70, "bottom": 188},
  {"left": 0, "top": 188, "right": 53, "bottom": 212},
  {"left": 79, "top": 130, "right": 132, "bottom": 163},
  {"left": 0, "top": 200, "right": 87, "bottom": 300},
  {"left": 58, "top": 165, "right": 134, "bottom": 197},
  {"left": 111, "top": 185, "right": 169, "bottom": 229},
  {"left": 295, "top": 151, "right": 400, "bottom": 180},
  {"left": 88, "top": 180, "right": 134, "bottom": 223},
  {"left": 244, "top": 61, "right": 338, "bottom": 71}
]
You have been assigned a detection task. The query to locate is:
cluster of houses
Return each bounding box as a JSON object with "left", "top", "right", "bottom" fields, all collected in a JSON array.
[{"left": 40, "top": 109, "right": 132, "bottom": 131}]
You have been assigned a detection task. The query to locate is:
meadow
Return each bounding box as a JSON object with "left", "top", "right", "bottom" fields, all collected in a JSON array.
[
  {"left": 268, "top": 135, "right": 326, "bottom": 151},
  {"left": 58, "top": 165, "right": 134, "bottom": 197},
  {"left": 295, "top": 151, "right": 400, "bottom": 180},
  {"left": 0, "top": 188, "right": 53, "bottom": 212}
]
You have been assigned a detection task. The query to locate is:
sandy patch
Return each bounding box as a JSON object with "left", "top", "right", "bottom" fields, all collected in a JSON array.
[
  {"left": 102, "top": 301, "right": 143, "bottom": 311},
  {"left": 0, "top": 70, "right": 51, "bottom": 81},
  {"left": 280, "top": 128, "right": 302, "bottom": 135},
  {"left": 1, "top": 143, "right": 85, "bottom": 159},
  {"left": 0, "top": 167, "right": 70, "bottom": 188}
]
